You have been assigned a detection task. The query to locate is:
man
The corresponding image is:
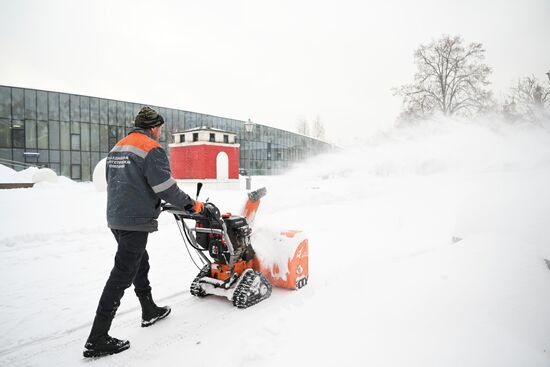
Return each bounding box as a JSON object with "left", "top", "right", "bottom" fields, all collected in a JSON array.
[{"left": 83, "top": 106, "right": 203, "bottom": 358}]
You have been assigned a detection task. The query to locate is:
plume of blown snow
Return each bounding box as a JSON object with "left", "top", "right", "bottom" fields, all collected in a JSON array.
[{"left": 288, "top": 116, "right": 550, "bottom": 181}]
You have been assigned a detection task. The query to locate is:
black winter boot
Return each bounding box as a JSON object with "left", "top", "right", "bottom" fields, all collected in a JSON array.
[
  {"left": 83, "top": 315, "right": 130, "bottom": 358},
  {"left": 138, "top": 293, "right": 171, "bottom": 327}
]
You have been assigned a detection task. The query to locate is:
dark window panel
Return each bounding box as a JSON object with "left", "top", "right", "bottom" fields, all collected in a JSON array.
[
  {"left": 25, "top": 89, "right": 37, "bottom": 120},
  {"left": 91, "top": 152, "right": 100, "bottom": 172},
  {"left": 12, "top": 120, "right": 24, "bottom": 148},
  {"left": 37, "top": 91, "right": 47, "bottom": 120},
  {"left": 12, "top": 149, "right": 25, "bottom": 170},
  {"left": 167, "top": 110, "right": 175, "bottom": 132},
  {"left": 184, "top": 112, "right": 193, "bottom": 128},
  {"left": 171, "top": 110, "right": 177, "bottom": 125},
  {"left": 49, "top": 150, "right": 60, "bottom": 163},
  {"left": 0, "top": 119, "right": 11, "bottom": 148},
  {"left": 108, "top": 100, "right": 116, "bottom": 125},
  {"left": 48, "top": 92, "right": 59, "bottom": 120},
  {"left": 99, "top": 99, "right": 108, "bottom": 124},
  {"left": 60, "top": 150, "right": 70, "bottom": 164},
  {"left": 116, "top": 101, "right": 125, "bottom": 126},
  {"left": 125, "top": 102, "right": 133, "bottom": 124},
  {"left": 100, "top": 124, "right": 108, "bottom": 152},
  {"left": 37, "top": 149, "right": 49, "bottom": 163},
  {"left": 71, "top": 121, "right": 80, "bottom": 134},
  {"left": 36, "top": 121, "right": 49, "bottom": 149},
  {"left": 177, "top": 110, "right": 184, "bottom": 124},
  {"left": 61, "top": 163, "right": 70, "bottom": 177},
  {"left": 70, "top": 95, "right": 80, "bottom": 121},
  {"left": 90, "top": 97, "right": 99, "bottom": 123},
  {"left": 108, "top": 126, "right": 117, "bottom": 148},
  {"left": 12, "top": 88, "right": 24, "bottom": 119},
  {"left": 162, "top": 108, "right": 170, "bottom": 124},
  {"left": 48, "top": 121, "right": 60, "bottom": 150},
  {"left": 60, "top": 94, "right": 70, "bottom": 121},
  {"left": 81, "top": 123, "right": 90, "bottom": 151},
  {"left": 71, "top": 134, "right": 80, "bottom": 150},
  {"left": 90, "top": 124, "right": 100, "bottom": 151},
  {"left": 60, "top": 121, "right": 70, "bottom": 150},
  {"left": 117, "top": 126, "right": 124, "bottom": 141},
  {"left": 126, "top": 104, "right": 135, "bottom": 128},
  {"left": 81, "top": 151, "right": 91, "bottom": 181},
  {"left": 178, "top": 111, "right": 185, "bottom": 130},
  {"left": 0, "top": 148, "right": 12, "bottom": 164},
  {"left": 71, "top": 151, "right": 81, "bottom": 164},
  {"left": 80, "top": 96, "right": 90, "bottom": 123},
  {"left": 25, "top": 119, "right": 37, "bottom": 149},
  {"left": 0, "top": 86, "right": 11, "bottom": 118},
  {"left": 71, "top": 164, "right": 81, "bottom": 180},
  {"left": 82, "top": 166, "right": 91, "bottom": 182}
]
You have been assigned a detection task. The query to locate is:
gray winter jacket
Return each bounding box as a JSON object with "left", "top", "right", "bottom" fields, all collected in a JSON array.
[{"left": 106, "top": 127, "right": 194, "bottom": 232}]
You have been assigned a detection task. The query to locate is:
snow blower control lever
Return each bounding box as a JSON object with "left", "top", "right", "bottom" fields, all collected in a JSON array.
[{"left": 195, "top": 182, "right": 203, "bottom": 200}]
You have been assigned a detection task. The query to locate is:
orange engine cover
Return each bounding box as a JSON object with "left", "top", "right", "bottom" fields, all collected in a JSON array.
[{"left": 210, "top": 260, "right": 254, "bottom": 281}]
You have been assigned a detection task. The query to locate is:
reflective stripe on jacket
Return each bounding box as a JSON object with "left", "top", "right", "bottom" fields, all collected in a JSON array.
[{"left": 106, "top": 127, "right": 194, "bottom": 232}]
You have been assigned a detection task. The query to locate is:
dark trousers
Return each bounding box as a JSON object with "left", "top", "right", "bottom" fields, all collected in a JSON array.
[{"left": 95, "top": 229, "right": 152, "bottom": 320}]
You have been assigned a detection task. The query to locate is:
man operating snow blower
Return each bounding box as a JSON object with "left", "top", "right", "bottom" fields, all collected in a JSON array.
[{"left": 83, "top": 106, "right": 204, "bottom": 358}]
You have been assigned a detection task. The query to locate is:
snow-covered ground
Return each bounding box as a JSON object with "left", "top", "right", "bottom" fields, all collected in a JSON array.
[{"left": 1, "top": 118, "right": 550, "bottom": 366}]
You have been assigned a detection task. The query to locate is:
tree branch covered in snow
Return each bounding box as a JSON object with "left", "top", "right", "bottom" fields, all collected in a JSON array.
[
  {"left": 504, "top": 76, "right": 550, "bottom": 123},
  {"left": 394, "top": 35, "right": 494, "bottom": 122}
]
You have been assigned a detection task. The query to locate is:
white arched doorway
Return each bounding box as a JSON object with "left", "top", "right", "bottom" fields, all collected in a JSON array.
[{"left": 216, "top": 151, "right": 229, "bottom": 179}]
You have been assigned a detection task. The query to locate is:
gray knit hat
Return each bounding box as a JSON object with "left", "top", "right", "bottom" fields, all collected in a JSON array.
[{"left": 134, "top": 106, "right": 164, "bottom": 129}]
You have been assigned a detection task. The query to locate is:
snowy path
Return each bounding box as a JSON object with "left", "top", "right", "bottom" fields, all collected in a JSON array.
[
  {"left": 2, "top": 122, "right": 550, "bottom": 366},
  {"left": 3, "top": 227, "right": 549, "bottom": 367}
]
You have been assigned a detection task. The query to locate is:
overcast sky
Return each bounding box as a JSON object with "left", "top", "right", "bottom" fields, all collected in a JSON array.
[{"left": 0, "top": 0, "right": 548, "bottom": 144}]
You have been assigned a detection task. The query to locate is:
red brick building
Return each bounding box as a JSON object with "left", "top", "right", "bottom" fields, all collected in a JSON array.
[{"left": 169, "top": 127, "right": 239, "bottom": 180}]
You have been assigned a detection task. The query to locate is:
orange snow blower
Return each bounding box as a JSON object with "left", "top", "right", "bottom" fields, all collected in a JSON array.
[
  {"left": 163, "top": 184, "right": 308, "bottom": 309},
  {"left": 243, "top": 188, "right": 309, "bottom": 290},
  {"left": 253, "top": 230, "right": 309, "bottom": 290}
]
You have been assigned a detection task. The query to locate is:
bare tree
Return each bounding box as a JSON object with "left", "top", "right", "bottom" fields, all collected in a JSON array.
[
  {"left": 296, "top": 117, "right": 309, "bottom": 136},
  {"left": 311, "top": 115, "right": 326, "bottom": 140},
  {"left": 507, "top": 76, "right": 550, "bottom": 122},
  {"left": 394, "top": 35, "right": 493, "bottom": 120}
]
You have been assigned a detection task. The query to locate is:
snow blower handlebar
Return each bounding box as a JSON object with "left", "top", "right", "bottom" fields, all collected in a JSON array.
[
  {"left": 161, "top": 201, "right": 237, "bottom": 258},
  {"left": 161, "top": 203, "right": 203, "bottom": 220},
  {"left": 161, "top": 202, "right": 222, "bottom": 222},
  {"left": 161, "top": 182, "right": 207, "bottom": 219}
]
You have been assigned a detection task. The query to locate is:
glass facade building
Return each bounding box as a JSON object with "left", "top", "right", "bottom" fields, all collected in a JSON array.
[{"left": 0, "top": 85, "right": 331, "bottom": 180}]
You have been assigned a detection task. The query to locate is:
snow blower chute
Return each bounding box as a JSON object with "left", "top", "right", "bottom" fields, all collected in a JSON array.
[{"left": 163, "top": 184, "right": 308, "bottom": 309}]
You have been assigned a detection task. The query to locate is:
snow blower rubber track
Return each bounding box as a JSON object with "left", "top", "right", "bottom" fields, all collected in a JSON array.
[
  {"left": 232, "top": 269, "right": 272, "bottom": 308},
  {"left": 190, "top": 265, "right": 210, "bottom": 297}
]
